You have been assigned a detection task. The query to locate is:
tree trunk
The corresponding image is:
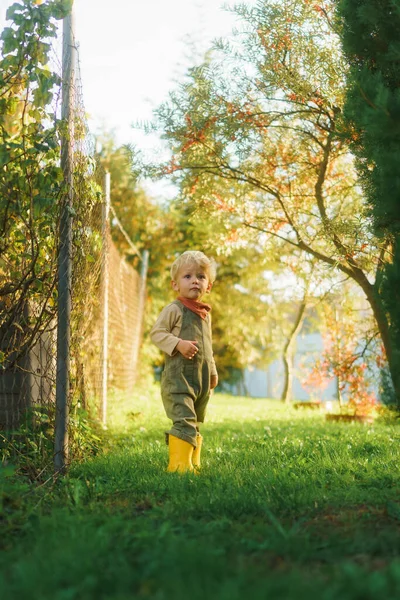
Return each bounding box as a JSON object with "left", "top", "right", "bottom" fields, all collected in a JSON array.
[
  {"left": 353, "top": 271, "right": 400, "bottom": 405},
  {"left": 281, "top": 301, "right": 307, "bottom": 404},
  {"left": 336, "top": 375, "right": 343, "bottom": 409}
]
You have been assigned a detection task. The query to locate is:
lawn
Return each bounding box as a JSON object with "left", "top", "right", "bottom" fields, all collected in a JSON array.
[{"left": 2, "top": 385, "right": 400, "bottom": 599}]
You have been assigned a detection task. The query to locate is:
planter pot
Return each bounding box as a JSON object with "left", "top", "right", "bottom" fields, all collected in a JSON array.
[
  {"left": 325, "top": 413, "right": 374, "bottom": 424},
  {"left": 293, "top": 401, "right": 322, "bottom": 410}
]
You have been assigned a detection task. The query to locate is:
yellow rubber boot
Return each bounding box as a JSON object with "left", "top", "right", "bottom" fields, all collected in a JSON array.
[
  {"left": 167, "top": 435, "right": 194, "bottom": 473},
  {"left": 192, "top": 433, "right": 203, "bottom": 470}
]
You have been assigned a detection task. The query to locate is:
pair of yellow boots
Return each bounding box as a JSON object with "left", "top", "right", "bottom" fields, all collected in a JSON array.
[{"left": 167, "top": 433, "right": 203, "bottom": 473}]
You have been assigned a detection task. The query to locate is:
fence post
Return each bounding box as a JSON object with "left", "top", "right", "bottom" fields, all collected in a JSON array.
[
  {"left": 100, "top": 172, "right": 111, "bottom": 426},
  {"left": 139, "top": 250, "right": 149, "bottom": 322},
  {"left": 54, "top": 5, "right": 76, "bottom": 474},
  {"left": 131, "top": 250, "right": 149, "bottom": 380}
]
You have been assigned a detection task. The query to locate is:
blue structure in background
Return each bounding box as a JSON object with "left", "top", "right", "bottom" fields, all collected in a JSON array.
[
  {"left": 224, "top": 331, "right": 381, "bottom": 401},
  {"left": 225, "top": 333, "right": 340, "bottom": 400}
]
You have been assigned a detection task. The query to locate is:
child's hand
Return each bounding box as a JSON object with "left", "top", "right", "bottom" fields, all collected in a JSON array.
[
  {"left": 210, "top": 374, "right": 218, "bottom": 389},
  {"left": 176, "top": 339, "right": 198, "bottom": 359}
]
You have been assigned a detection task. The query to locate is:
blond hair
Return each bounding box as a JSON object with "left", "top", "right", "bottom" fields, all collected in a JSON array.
[{"left": 170, "top": 251, "right": 217, "bottom": 283}]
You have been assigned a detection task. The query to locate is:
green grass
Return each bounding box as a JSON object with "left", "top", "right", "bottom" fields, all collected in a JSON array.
[{"left": 2, "top": 386, "right": 400, "bottom": 599}]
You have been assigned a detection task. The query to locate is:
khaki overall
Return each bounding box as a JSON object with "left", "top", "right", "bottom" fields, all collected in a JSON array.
[{"left": 161, "top": 300, "right": 213, "bottom": 447}]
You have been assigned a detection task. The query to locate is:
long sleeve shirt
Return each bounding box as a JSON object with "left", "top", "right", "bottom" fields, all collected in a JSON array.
[{"left": 150, "top": 302, "right": 217, "bottom": 377}]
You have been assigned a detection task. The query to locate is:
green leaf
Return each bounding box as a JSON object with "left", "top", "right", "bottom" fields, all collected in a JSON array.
[
  {"left": 33, "top": 86, "right": 52, "bottom": 109},
  {"left": 52, "top": 0, "right": 74, "bottom": 20},
  {"left": 5, "top": 2, "right": 24, "bottom": 21},
  {"left": 0, "top": 27, "right": 19, "bottom": 53}
]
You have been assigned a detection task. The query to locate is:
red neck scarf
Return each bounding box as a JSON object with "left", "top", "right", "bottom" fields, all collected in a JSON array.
[{"left": 177, "top": 297, "right": 211, "bottom": 320}]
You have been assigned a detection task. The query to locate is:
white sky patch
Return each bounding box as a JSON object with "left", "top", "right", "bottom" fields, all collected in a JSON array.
[{"left": 0, "top": 0, "right": 255, "bottom": 145}]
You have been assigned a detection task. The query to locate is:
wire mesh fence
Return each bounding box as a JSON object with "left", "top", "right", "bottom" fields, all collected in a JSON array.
[
  {"left": 0, "top": 4, "right": 148, "bottom": 468},
  {"left": 78, "top": 200, "right": 148, "bottom": 420}
]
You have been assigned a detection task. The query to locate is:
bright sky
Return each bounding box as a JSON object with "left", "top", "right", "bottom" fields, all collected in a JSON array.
[
  {"left": 0, "top": 0, "right": 253, "bottom": 147},
  {"left": 0, "top": 0, "right": 257, "bottom": 199}
]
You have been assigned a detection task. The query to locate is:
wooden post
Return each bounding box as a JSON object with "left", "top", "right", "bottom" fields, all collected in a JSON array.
[{"left": 100, "top": 172, "right": 111, "bottom": 426}]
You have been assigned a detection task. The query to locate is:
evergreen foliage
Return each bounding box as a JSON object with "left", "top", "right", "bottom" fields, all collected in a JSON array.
[{"left": 337, "top": 0, "right": 400, "bottom": 402}]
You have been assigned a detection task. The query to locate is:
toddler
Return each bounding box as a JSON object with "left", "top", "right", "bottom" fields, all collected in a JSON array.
[{"left": 150, "top": 251, "right": 218, "bottom": 473}]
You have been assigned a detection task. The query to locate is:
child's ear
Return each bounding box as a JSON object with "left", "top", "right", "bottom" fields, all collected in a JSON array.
[
  {"left": 206, "top": 282, "right": 213, "bottom": 293},
  {"left": 171, "top": 280, "right": 179, "bottom": 292}
]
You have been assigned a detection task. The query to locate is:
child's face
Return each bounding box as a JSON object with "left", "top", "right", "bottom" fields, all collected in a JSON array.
[{"left": 172, "top": 262, "right": 212, "bottom": 300}]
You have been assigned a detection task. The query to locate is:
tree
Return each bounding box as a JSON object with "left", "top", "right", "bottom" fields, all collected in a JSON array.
[
  {"left": 147, "top": 0, "right": 398, "bottom": 400},
  {"left": 337, "top": 0, "right": 400, "bottom": 403},
  {"left": 302, "top": 284, "right": 381, "bottom": 414},
  {"left": 279, "top": 275, "right": 309, "bottom": 404}
]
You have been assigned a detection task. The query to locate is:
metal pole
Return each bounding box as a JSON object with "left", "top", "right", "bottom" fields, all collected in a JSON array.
[
  {"left": 54, "top": 6, "right": 75, "bottom": 474},
  {"left": 100, "top": 172, "right": 111, "bottom": 426},
  {"left": 131, "top": 250, "right": 149, "bottom": 381},
  {"left": 139, "top": 251, "right": 149, "bottom": 319}
]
